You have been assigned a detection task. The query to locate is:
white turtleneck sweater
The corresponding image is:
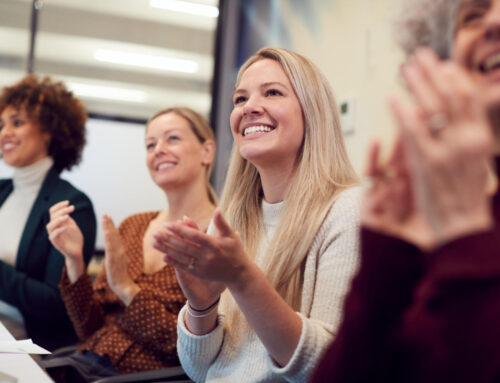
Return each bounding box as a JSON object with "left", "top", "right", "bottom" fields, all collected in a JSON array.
[
  {"left": 177, "top": 187, "right": 362, "bottom": 383},
  {"left": 0, "top": 156, "right": 54, "bottom": 265},
  {"left": 0, "top": 157, "right": 53, "bottom": 324}
]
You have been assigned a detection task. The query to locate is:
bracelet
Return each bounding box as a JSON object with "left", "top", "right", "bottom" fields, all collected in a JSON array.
[{"left": 187, "top": 297, "right": 220, "bottom": 318}]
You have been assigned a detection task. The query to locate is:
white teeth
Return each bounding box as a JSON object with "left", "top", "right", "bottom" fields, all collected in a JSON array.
[
  {"left": 157, "top": 163, "right": 175, "bottom": 170},
  {"left": 482, "top": 53, "right": 500, "bottom": 72},
  {"left": 2, "top": 143, "right": 15, "bottom": 150},
  {"left": 243, "top": 125, "right": 273, "bottom": 137}
]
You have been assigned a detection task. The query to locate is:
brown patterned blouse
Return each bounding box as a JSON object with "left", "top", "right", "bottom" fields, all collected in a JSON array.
[{"left": 59, "top": 212, "right": 186, "bottom": 374}]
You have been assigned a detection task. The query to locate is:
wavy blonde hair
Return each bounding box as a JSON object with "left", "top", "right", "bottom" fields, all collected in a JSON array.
[
  {"left": 147, "top": 107, "right": 217, "bottom": 205},
  {"left": 219, "top": 47, "right": 358, "bottom": 320}
]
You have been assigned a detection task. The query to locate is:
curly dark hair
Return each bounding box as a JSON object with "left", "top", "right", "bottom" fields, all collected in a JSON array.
[{"left": 0, "top": 74, "right": 87, "bottom": 172}]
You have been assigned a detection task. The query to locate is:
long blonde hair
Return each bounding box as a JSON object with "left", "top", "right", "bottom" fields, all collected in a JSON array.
[
  {"left": 147, "top": 107, "right": 218, "bottom": 205},
  {"left": 219, "top": 47, "right": 358, "bottom": 317}
]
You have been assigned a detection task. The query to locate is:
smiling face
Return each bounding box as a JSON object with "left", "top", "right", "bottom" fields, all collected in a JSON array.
[
  {"left": 0, "top": 106, "right": 50, "bottom": 168},
  {"left": 453, "top": 0, "right": 500, "bottom": 110},
  {"left": 230, "top": 59, "right": 305, "bottom": 170},
  {"left": 145, "top": 112, "right": 213, "bottom": 191}
]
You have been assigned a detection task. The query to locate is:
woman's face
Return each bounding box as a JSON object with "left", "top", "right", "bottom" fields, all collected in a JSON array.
[
  {"left": 145, "top": 112, "right": 213, "bottom": 191},
  {"left": 453, "top": 0, "right": 500, "bottom": 108},
  {"left": 229, "top": 59, "right": 305, "bottom": 170},
  {"left": 0, "top": 106, "right": 50, "bottom": 168}
]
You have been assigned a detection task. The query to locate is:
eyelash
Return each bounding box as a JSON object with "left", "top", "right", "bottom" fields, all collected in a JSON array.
[{"left": 233, "top": 89, "right": 283, "bottom": 105}]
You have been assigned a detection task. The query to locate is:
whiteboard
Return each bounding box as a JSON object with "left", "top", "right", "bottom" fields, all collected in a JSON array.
[{"left": 0, "top": 118, "right": 167, "bottom": 250}]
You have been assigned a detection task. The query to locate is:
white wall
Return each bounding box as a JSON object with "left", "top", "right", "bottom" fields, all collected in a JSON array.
[{"left": 280, "top": 0, "right": 405, "bottom": 172}]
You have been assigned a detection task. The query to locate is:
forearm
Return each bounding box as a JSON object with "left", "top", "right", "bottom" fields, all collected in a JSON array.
[{"left": 227, "top": 261, "right": 302, "bottom": 367}]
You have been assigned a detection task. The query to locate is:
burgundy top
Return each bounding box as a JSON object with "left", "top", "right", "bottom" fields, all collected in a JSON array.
[
  {"left": 59, "top": 212, "right": 186, "bottom": 374},
  {"left": 312, "top": 157, "right": 500, "bottom": 383}
]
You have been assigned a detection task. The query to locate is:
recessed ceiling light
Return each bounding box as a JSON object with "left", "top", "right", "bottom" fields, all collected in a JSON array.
[
  {"left": 67, "top": 82, "right": 148, "bottom": 103},
  {"left": 94, "top": 48, "right": 199, "bottom": 74},
  {"left": 149, "top": 0, "right": 219, "bottom": 18}
]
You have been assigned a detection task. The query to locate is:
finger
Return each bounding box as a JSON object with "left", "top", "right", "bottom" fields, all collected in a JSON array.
[
  {"left": 49, "top": 200, "right": 70, "bottom": 216},
  {"left": 46, "top": 214, "right": 71, "bottom": 233},
  {"left": 414, "top": 48, "right": 459, "bottom": 115},
  {"left": 165, "top": 222, "right": 213, "bottom": 248},
  {"left": 163, "top": 254, "right": 193, "bottom": 272},
  {"left": 49, "top": 205, "right": 75, "bottom": 222},
  {"left": 364, "top": 139, "right": 382, "bottom": 179},
  {"left": 181, "top": 216, "right": 200, "bottom": 230},
  {"left": 389, "top": 96, "right": 432, "bottom": 158},
  {"left": 213, "top": 210, "right": 233, "bottom": 238},
  {"left": 402, "top": 56, "right": 446, "bottom": 117},
  {"left": 154, "top": 231, "right": 202, "bottom": 258},
  {"left": 48, "top": 226, "right": 67, "bottom": 242}
]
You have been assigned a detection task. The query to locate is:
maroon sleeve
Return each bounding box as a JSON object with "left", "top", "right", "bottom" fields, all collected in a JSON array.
[{"left": 312, "top": 227, "right": 423, "bottom": 382}]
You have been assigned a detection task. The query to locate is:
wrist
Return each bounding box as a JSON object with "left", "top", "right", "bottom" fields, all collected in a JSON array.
[
  {"left": 65, "top": 257, "right": 85, "bottom": 284},
  {"left": 226, "top": 260, "right": 258, "bottom": 294}
]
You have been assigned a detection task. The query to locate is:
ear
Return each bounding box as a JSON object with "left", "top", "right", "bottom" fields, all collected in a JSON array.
[{"left": 201, "top": 139, "right": 215, "bottom": 166}]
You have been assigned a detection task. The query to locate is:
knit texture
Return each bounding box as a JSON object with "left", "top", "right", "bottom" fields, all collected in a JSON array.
[{"left": 177, "top": 187, "right": 362, "bottom": 382}]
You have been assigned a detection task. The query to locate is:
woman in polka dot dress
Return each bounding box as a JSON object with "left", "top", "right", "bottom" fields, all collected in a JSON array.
[{"left": 43, "top": 107, "right": 217, "bottom": 382}]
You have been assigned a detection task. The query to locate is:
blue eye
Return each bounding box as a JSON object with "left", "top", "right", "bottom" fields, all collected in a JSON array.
[
  {"left": 233, "top": 96, "right": 246, "bottom": 105},
  {"left": 167, "top": 135, "right": 180, "bottom": 142},
  {"left": 266, "top": 89, "right": 282, "bottom": 96},
  {"left": 146, "top": 142, "right": 155, "bottom": 151}
]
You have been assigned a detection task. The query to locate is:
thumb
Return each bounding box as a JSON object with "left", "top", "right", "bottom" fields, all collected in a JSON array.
[{"left": 213, "top": 209, "right": 233, "bottom": 237}]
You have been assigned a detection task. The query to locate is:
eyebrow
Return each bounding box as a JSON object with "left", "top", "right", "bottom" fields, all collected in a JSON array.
[
  {"left": 145, "top": 128, "right": 183, "bottom": 141},
  {"left": 233, "top": 81, "right": 287, "bottom": 97},
  {"left": 458, "top": 0, "right": 490, "bottom": 10}
]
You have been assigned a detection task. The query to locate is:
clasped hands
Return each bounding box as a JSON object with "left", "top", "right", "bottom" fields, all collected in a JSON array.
[
  {"left": 365, "top": 48, "right": 495, "bottom": 251},
  {"left": 152, "top": 209, "right": 250, "bottom": 311},
  {"left": 47, "top": 201, "right": 139, "bottom": 305}
]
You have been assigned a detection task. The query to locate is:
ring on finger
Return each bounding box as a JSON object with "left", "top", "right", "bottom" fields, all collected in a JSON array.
[{"left": 427, "top": 112, "right": 448, "bottom": 135}]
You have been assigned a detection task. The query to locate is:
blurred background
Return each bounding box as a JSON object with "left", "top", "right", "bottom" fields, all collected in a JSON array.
[{"left": 0, "top": 0, "right": 404, "bottom": 250}]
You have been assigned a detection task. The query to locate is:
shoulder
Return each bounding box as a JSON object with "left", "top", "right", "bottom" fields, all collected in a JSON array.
[
  {"left": 325, "top": 186, "right": 363, "bottom": 226},
  {"left": 315, "top": 186, "right": 362, "bottom": 246},
  {"left": 46, "top": 175, "right": 92, "bottom": 206}
]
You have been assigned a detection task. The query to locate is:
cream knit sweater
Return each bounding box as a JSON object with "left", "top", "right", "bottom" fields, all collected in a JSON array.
[{"left": 177, "top": 187, "right": 362, "bottom": 383}]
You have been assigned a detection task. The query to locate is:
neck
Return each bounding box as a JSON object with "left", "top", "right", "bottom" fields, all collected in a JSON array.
[
  {"left": 163, "top": 177, "right": 215, "bottom": 228},
  {"left": 257, "top": 162, "right": 296, "bottom": 204}
]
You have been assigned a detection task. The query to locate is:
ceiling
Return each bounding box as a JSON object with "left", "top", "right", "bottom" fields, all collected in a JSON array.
[{"left": 0, "top": 0, "right": 218, "bottom": 120}]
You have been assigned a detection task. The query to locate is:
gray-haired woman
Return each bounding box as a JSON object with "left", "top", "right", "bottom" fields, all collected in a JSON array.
[{"left": 313, "top": 1, "right": 500, "bottom": 382}]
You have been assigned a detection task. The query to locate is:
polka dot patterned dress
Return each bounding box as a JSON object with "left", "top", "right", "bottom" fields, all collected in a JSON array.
[{"left": 59, "top": 212, "right": 186, "bottom": 374}]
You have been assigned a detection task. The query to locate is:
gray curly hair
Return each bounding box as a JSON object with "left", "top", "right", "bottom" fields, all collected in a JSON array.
[{"left": 394, "top": 0, "right": 461, "bottom": 59}]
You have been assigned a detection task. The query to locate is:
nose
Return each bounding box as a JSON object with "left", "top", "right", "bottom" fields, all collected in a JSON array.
[
  {"left": 484, "top": 1, "right": 500, "bottom": 40},
  {"left": 242, "top": 95, "right": 264, "bottom": 117}
]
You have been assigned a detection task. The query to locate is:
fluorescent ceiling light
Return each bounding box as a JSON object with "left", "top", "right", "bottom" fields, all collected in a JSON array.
[
  {"left": 67, "top": 82, "right": 148, "bottom": 103},
  {"left": 94, "top": 48, "right": 199, "bottom": 74},
  {"left": 150, "top": 0, "right": 219, "bottom": 18}
]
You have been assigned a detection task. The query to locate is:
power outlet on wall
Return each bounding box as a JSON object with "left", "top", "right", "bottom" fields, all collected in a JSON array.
[{"left": 339, "top": 98, "right": 356, "bottom": 136}]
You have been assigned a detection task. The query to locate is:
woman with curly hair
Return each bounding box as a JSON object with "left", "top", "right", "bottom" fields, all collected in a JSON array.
[{"left": 0, "top": 74, "right": 96, "bottom": 350}]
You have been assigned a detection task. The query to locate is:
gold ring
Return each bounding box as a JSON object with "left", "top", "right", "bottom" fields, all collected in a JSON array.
[
  {"left": 187, "top": 257, "right": 195, "bottom": 270},
  {"left": 428, "top": 113, "right": 448, "bottom": 135}
]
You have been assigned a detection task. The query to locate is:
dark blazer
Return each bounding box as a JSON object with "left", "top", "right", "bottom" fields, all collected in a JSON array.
[{"left": 0, "top": 166, "right": 96, "bottom": 350}]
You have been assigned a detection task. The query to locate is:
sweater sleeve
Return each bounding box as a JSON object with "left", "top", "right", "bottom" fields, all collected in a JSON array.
[
  {"left": 311, "top": 226, "right": 423, "bottom": 382},
  {"left": 176, "top": 305, "right": 226, "bottom": 382},
  {"left": 269, "top": 187, "right": 362, "bottom": 382}
]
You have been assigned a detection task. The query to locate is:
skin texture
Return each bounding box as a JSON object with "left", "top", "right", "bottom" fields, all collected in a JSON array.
[{"left": 0, "top": 106, "right": 50, "bottom": 168}]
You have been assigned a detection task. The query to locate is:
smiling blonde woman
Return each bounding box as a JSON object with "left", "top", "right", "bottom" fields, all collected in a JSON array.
[{"left": 153, "top": 47, "right": 361, "bottom": 383}]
